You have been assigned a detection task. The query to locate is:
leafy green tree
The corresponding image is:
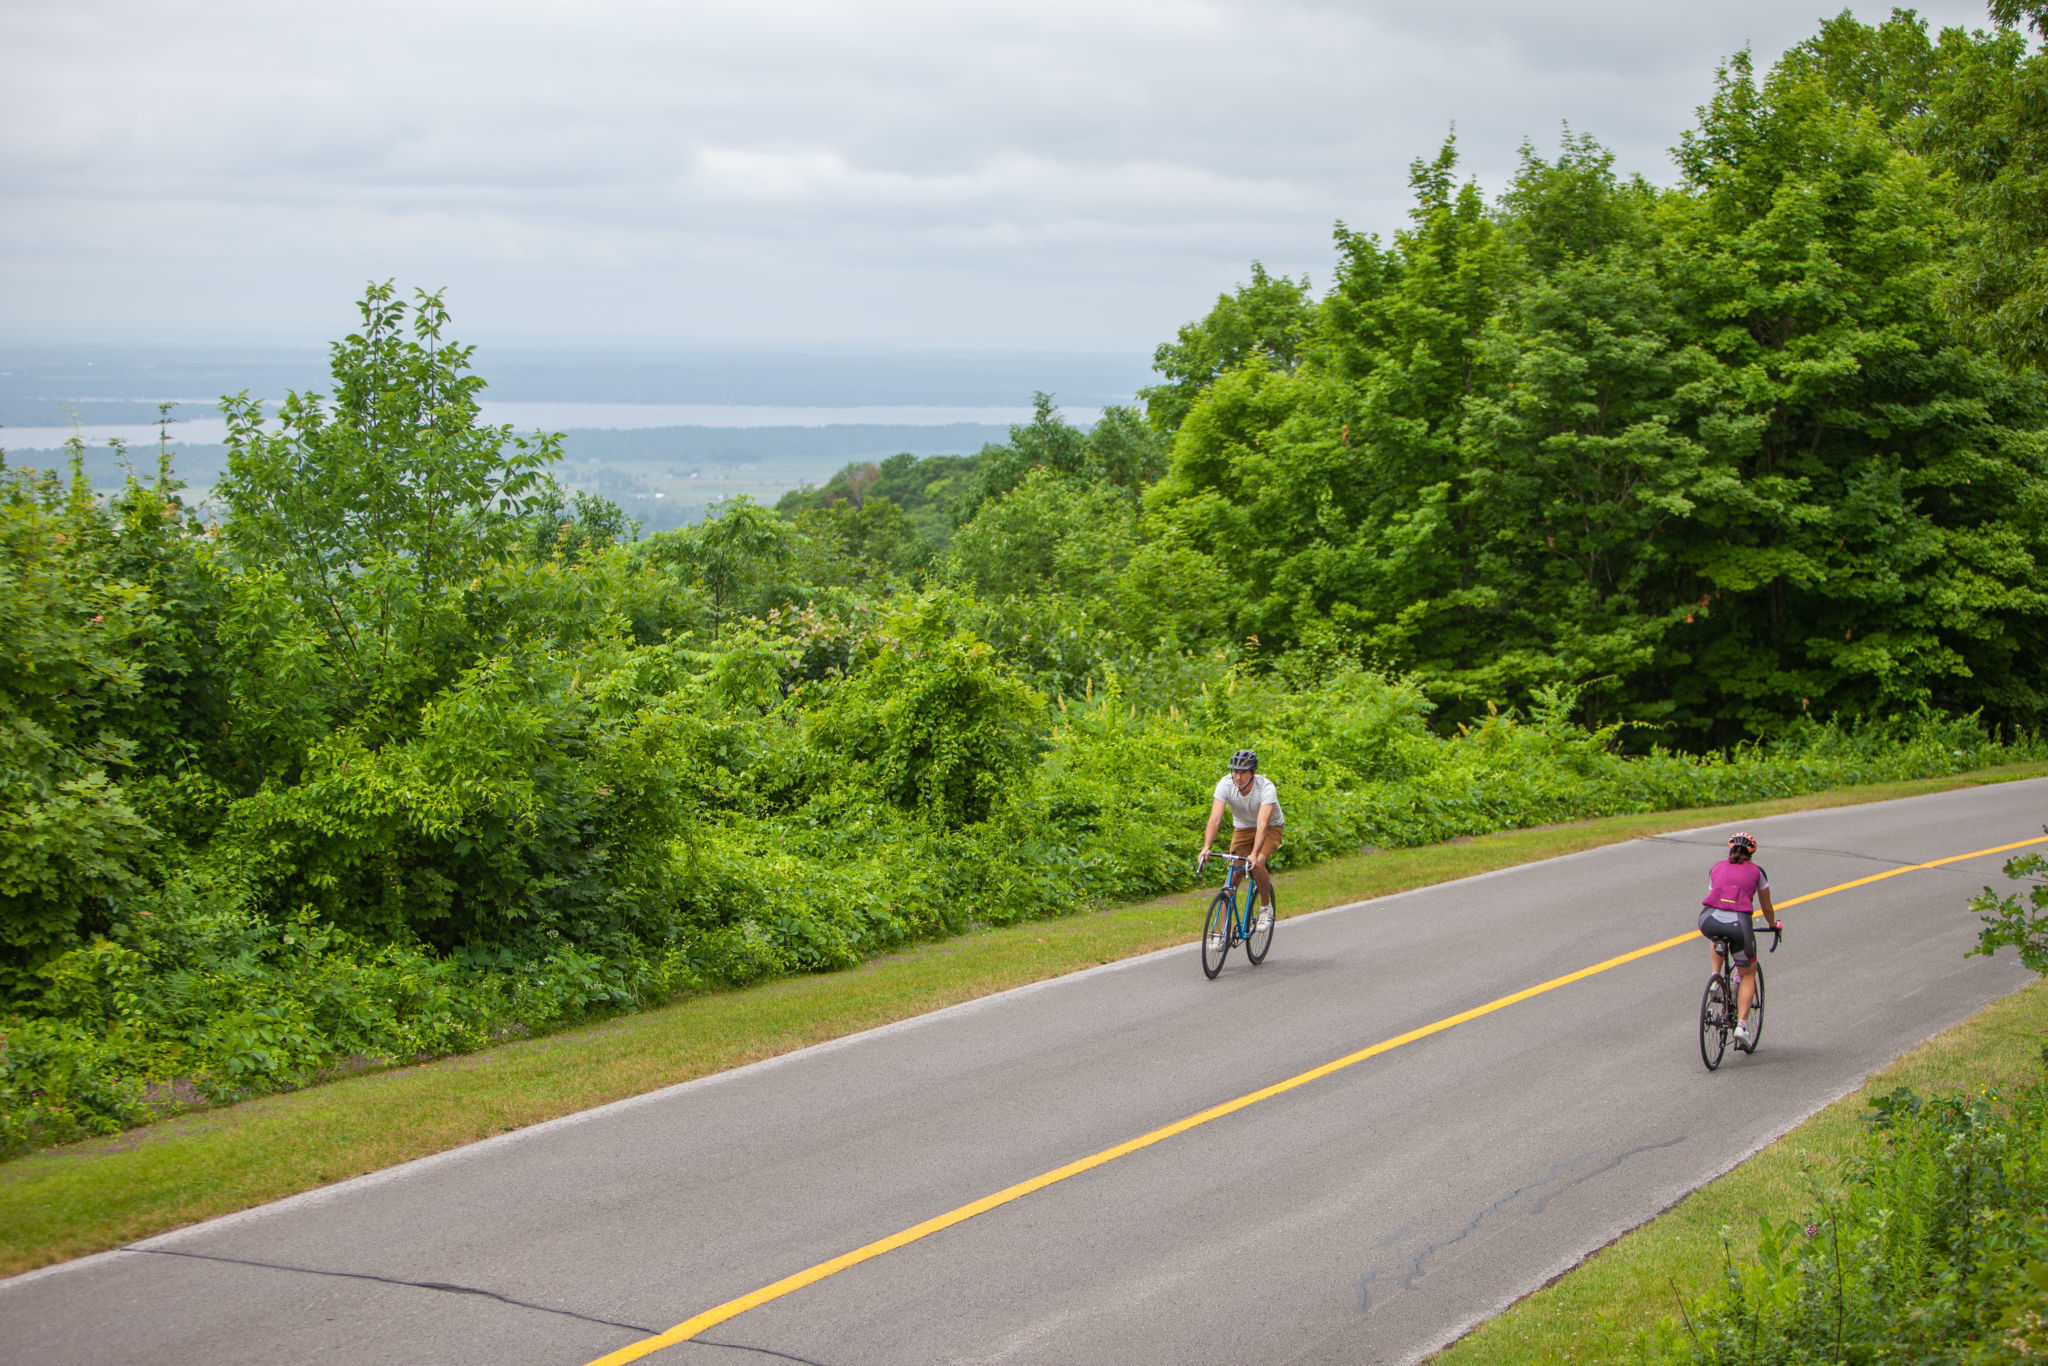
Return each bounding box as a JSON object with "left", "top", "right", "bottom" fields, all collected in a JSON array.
[
  {"left": 948, "top": 396, "right": 1166, "bottom": 528},
  {"left": 952, "top": 393, "right": 1090, "bottom": 526},
  {"left": 1495, "top": 129, "right": 1657, "bottom": 273},
  {"left": 1143, "top": 263, "right": 1315, "bottom": 433},
  {"left": 788, "top": 498, "right": 932, "bottom": 587},
  {"left": 1139, "top": 76, "right": 2048, "bottom": 738},
  {"left": 810, "top": 594, "right": 1045, "bottom": 829},
  {"left": 1140, "top": 134, "right": 1506, "bottom": 678},
  {"left": 1775, "top": 8, "right": 1943, "bottom": 133},
  {"left": 945, "top": 467, "right": 1140, "bottom": 604},
  {"left": 524, "top": 484, "right": 633, "bottom": 563},
  {"left": 1453, "top": 248, "right": 1711, "bottom": 723},
  {"left": 215, "top": 282, "right": 559, "bottom": 757},
  {"left": 0, "top": 458, "right": 156, "bottom": 992},
  {"left": 641, "top": 496, "right": 795, "bottom": 636},
  {"left": 1659, "top": 48, "right": 2048, "bottom": 739},
  {"left": 1080, "top": 405, "right": 1169, "bottom": 491},
  {"left": 1926, "top": 1, "right": 2048, "bottom": 370}
]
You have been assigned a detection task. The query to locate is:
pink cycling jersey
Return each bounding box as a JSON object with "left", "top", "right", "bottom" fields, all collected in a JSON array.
[{"left": 1702, "top": 858, "right": 1768, "bottom": 915}]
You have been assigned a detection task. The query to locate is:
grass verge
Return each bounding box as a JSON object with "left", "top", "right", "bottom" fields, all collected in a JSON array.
[
  {"left": 3, "top": 761, "right": 2043, "bottom": 1279},
  {"left": 1428, "top": 976, "right": 2048, "bottom": 1365}
]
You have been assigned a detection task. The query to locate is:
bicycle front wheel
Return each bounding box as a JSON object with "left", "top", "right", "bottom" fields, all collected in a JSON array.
[
  {"left": 1745, "top": 966, "right": 1765, "bottom": 1054},
  {"left": 1700, "top": 974, "right": 1729, "bottom": 1071},
  {"left": 1201, "top": 892, "right": 1231, "bottom": 979},
  {"left": 1244, "top": 890, "right": 1275, "bottom": 964}
]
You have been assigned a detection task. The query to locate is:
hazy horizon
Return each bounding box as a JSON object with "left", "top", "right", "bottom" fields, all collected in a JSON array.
[{"left": 2, "top": 1, "right": 1996, "bottom": 352}]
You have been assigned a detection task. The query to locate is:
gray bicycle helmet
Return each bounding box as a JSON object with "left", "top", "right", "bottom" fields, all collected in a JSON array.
[{"left": 1229, "top": 749, "right": 1258, "bottom": 772}]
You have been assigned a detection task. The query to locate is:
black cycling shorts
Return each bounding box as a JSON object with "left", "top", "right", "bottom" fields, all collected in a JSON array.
[{"left": 1698, "top": 908, "right": 1759, "bottom": 967}]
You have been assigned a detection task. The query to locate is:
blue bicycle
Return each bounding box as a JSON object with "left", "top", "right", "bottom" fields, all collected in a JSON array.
[{"left": 1200, "top": 852, "right": 1274, "bottom": 978}]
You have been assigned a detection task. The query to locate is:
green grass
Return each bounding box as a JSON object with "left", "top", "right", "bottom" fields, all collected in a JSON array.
[
  {"left": 3, "top": 761, "right": 2042, "bottom": 1279},
  {"left": 1429, "top": 977, "right": 2048, "bottom": 1365}
]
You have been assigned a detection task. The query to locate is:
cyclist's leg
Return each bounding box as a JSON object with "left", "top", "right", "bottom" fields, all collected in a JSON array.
[
  {"left": 1733, "top": 916, "right": 1760, "bottom": 1022},
  {"left": 1247, "top": 825, "right": 1283, "bottom": 909},
  {"left": 1229, "top": 827, "right": 1263, "bottom": 909}
]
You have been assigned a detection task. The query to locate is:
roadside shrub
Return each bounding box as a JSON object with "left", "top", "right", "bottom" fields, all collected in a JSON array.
[
  {"left": 1647, "top": 1059, "right": 2048, "bottom": 1364},
  {"left": 1969, "top": 829, "right": 2048, "bottom": 975},
  {"left": 810, "top": 593, "right": 1047, "bottom": 830}
]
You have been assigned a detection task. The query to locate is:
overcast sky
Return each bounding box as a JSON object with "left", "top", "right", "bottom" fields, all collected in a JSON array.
[{"left": 0, "top": 0, "right": 1997, "bottom": 354}]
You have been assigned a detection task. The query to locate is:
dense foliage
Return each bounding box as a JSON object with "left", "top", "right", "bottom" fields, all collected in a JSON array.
[
  {"left": 1970, "top": 832, "right": 2048, "bottom": 974},
  {"left": 1927, "top": 1, "right": 2048, "bottom": 371},
  {"left": 1135, "top": 15, "right": 2048, "bottom": 745},
  {"left": 4, "top": 11, "right": 2048, "bottom": 1153},
  {"left": 1649, "top": 1061, "right": 2048, "bottom": 1363}
]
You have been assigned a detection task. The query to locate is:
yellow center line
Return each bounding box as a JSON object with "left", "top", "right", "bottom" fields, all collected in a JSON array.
[{"left": 586, "top": 832, "right": 2047, "bottom": 1365}]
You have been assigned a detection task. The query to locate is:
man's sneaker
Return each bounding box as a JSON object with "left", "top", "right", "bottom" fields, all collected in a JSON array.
[{"left": 1255, "top": 907, "right": 1273, "bottom": 932}]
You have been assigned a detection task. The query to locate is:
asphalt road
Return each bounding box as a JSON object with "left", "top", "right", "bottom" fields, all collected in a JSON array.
[{"left": 4, "top": 781, "right": 2043, "bottom": 1366}]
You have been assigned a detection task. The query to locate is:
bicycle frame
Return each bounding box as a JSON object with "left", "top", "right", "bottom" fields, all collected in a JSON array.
[{"left": 1214, "top": 854, "right": 1254, "bottom": 936}]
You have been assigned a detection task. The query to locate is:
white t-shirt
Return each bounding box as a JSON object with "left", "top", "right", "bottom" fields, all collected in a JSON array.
[{"left": 1213, "top": 774, "right": 1284, "bottom": 830}]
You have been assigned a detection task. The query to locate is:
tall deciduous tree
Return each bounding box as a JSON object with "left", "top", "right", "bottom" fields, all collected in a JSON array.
[
  {"left": 1135, "top": 60, "right": 2048, "bottom": 740},
  {"left": 1927, "top": 1, "right": 2048, "bottom": 370},
  {"left": 215, "top": 283, "right": 559, "bottom": 755}
]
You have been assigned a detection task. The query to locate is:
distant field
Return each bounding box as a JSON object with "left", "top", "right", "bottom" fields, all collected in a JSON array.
[
  {"left": 0, "top": 423, "right": 1013, "bottom": 531},
  {"left": 0, "top": 337, "right": 1141, "bottom": 528}
]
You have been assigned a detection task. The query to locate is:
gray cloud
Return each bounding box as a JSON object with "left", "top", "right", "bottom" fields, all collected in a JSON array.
[{"left": 0, "top": 0, "right": 1995, "bottom": 350}]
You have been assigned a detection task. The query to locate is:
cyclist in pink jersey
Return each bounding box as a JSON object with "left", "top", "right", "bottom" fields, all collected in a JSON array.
[{"left": 1697, "top": 832, "right": 1781, "bottom": 1050}]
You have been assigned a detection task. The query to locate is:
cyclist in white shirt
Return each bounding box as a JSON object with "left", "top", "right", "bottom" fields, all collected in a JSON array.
[{"left": 1197, "top": 749, "right": 1284, "bottom": 924}]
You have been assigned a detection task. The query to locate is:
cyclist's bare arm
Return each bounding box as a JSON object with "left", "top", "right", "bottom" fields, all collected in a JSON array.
[
  {"left": 1758, "top": 886, "right": 1778, "bottom": 927},
  {"left": 1199, "top": 798, "right": 1228, "bottom": 866}
]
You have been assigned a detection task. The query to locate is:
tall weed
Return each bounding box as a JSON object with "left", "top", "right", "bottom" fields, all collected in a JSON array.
[{"left": 1647, "top": 1058, "right": 2048, "bottom": 1363}]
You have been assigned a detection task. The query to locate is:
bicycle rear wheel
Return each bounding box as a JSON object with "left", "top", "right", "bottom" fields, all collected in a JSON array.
[
  {"left": 1201, "top": 892, "right": 1231, "bottom": 979},
  {"left": 1700, "top": 974, "right": 1729, "bottom": 1071},
  {"left": 1744, "top": 966, "right": 1765, "bottom": 1054},
  {"left": 1244, "top": 889, "right": 1275, "bottom": 964}
]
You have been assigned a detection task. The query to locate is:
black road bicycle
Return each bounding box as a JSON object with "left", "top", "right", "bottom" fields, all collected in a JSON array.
[{"left": 1700, "top": 920, "right": 1782, "bottom": 1071}]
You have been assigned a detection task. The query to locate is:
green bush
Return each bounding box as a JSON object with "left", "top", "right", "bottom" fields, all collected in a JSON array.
[{"left": 1647, "top": 1060, "right": 2048, "bottom": 1363}]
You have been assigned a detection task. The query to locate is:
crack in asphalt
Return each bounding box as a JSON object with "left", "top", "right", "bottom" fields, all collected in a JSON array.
[
  {"left": 1529, "top": 1136, "right": 1688, "bottom": 1215},
  {"left": 1354, "top": 1136, "right": 1687, "bottom": 1313},
  {"left": 695, "top": 1339, "right": 837, "bottom": 1365},
  {"left": 131, "top": 1248, "right": 837, "bottom": 1364},
  {"left": 130, "top": 1247, "right": 660, "bottom": 1335}
]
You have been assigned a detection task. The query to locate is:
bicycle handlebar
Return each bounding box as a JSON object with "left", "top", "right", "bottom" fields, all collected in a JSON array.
[{"left": 1765, "top": 922, "right": 1784, "bottom": 952}]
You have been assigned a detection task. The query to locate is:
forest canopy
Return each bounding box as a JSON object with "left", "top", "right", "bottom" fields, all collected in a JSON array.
[{"left": 4, "top": 6, "right": 2047, "bottom": 1150}]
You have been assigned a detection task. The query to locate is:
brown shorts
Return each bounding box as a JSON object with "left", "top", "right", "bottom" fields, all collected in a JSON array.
[{"left": 1230, "top": 825, "right": 1284, "bottom": 860}]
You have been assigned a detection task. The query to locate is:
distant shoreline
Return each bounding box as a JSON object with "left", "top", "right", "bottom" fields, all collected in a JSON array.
[{"left": 1, "top": 419, "right": 1031, "bottom": 459}]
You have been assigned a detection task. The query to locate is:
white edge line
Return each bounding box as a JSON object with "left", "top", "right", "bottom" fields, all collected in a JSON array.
[{"left": 8, "top": 781, "right": 2041, "bottom": 1293}]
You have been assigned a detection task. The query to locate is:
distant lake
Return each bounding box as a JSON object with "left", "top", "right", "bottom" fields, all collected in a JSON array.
[{"left": 1, "top": 400, "right": 1110, "bottom": 452}]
